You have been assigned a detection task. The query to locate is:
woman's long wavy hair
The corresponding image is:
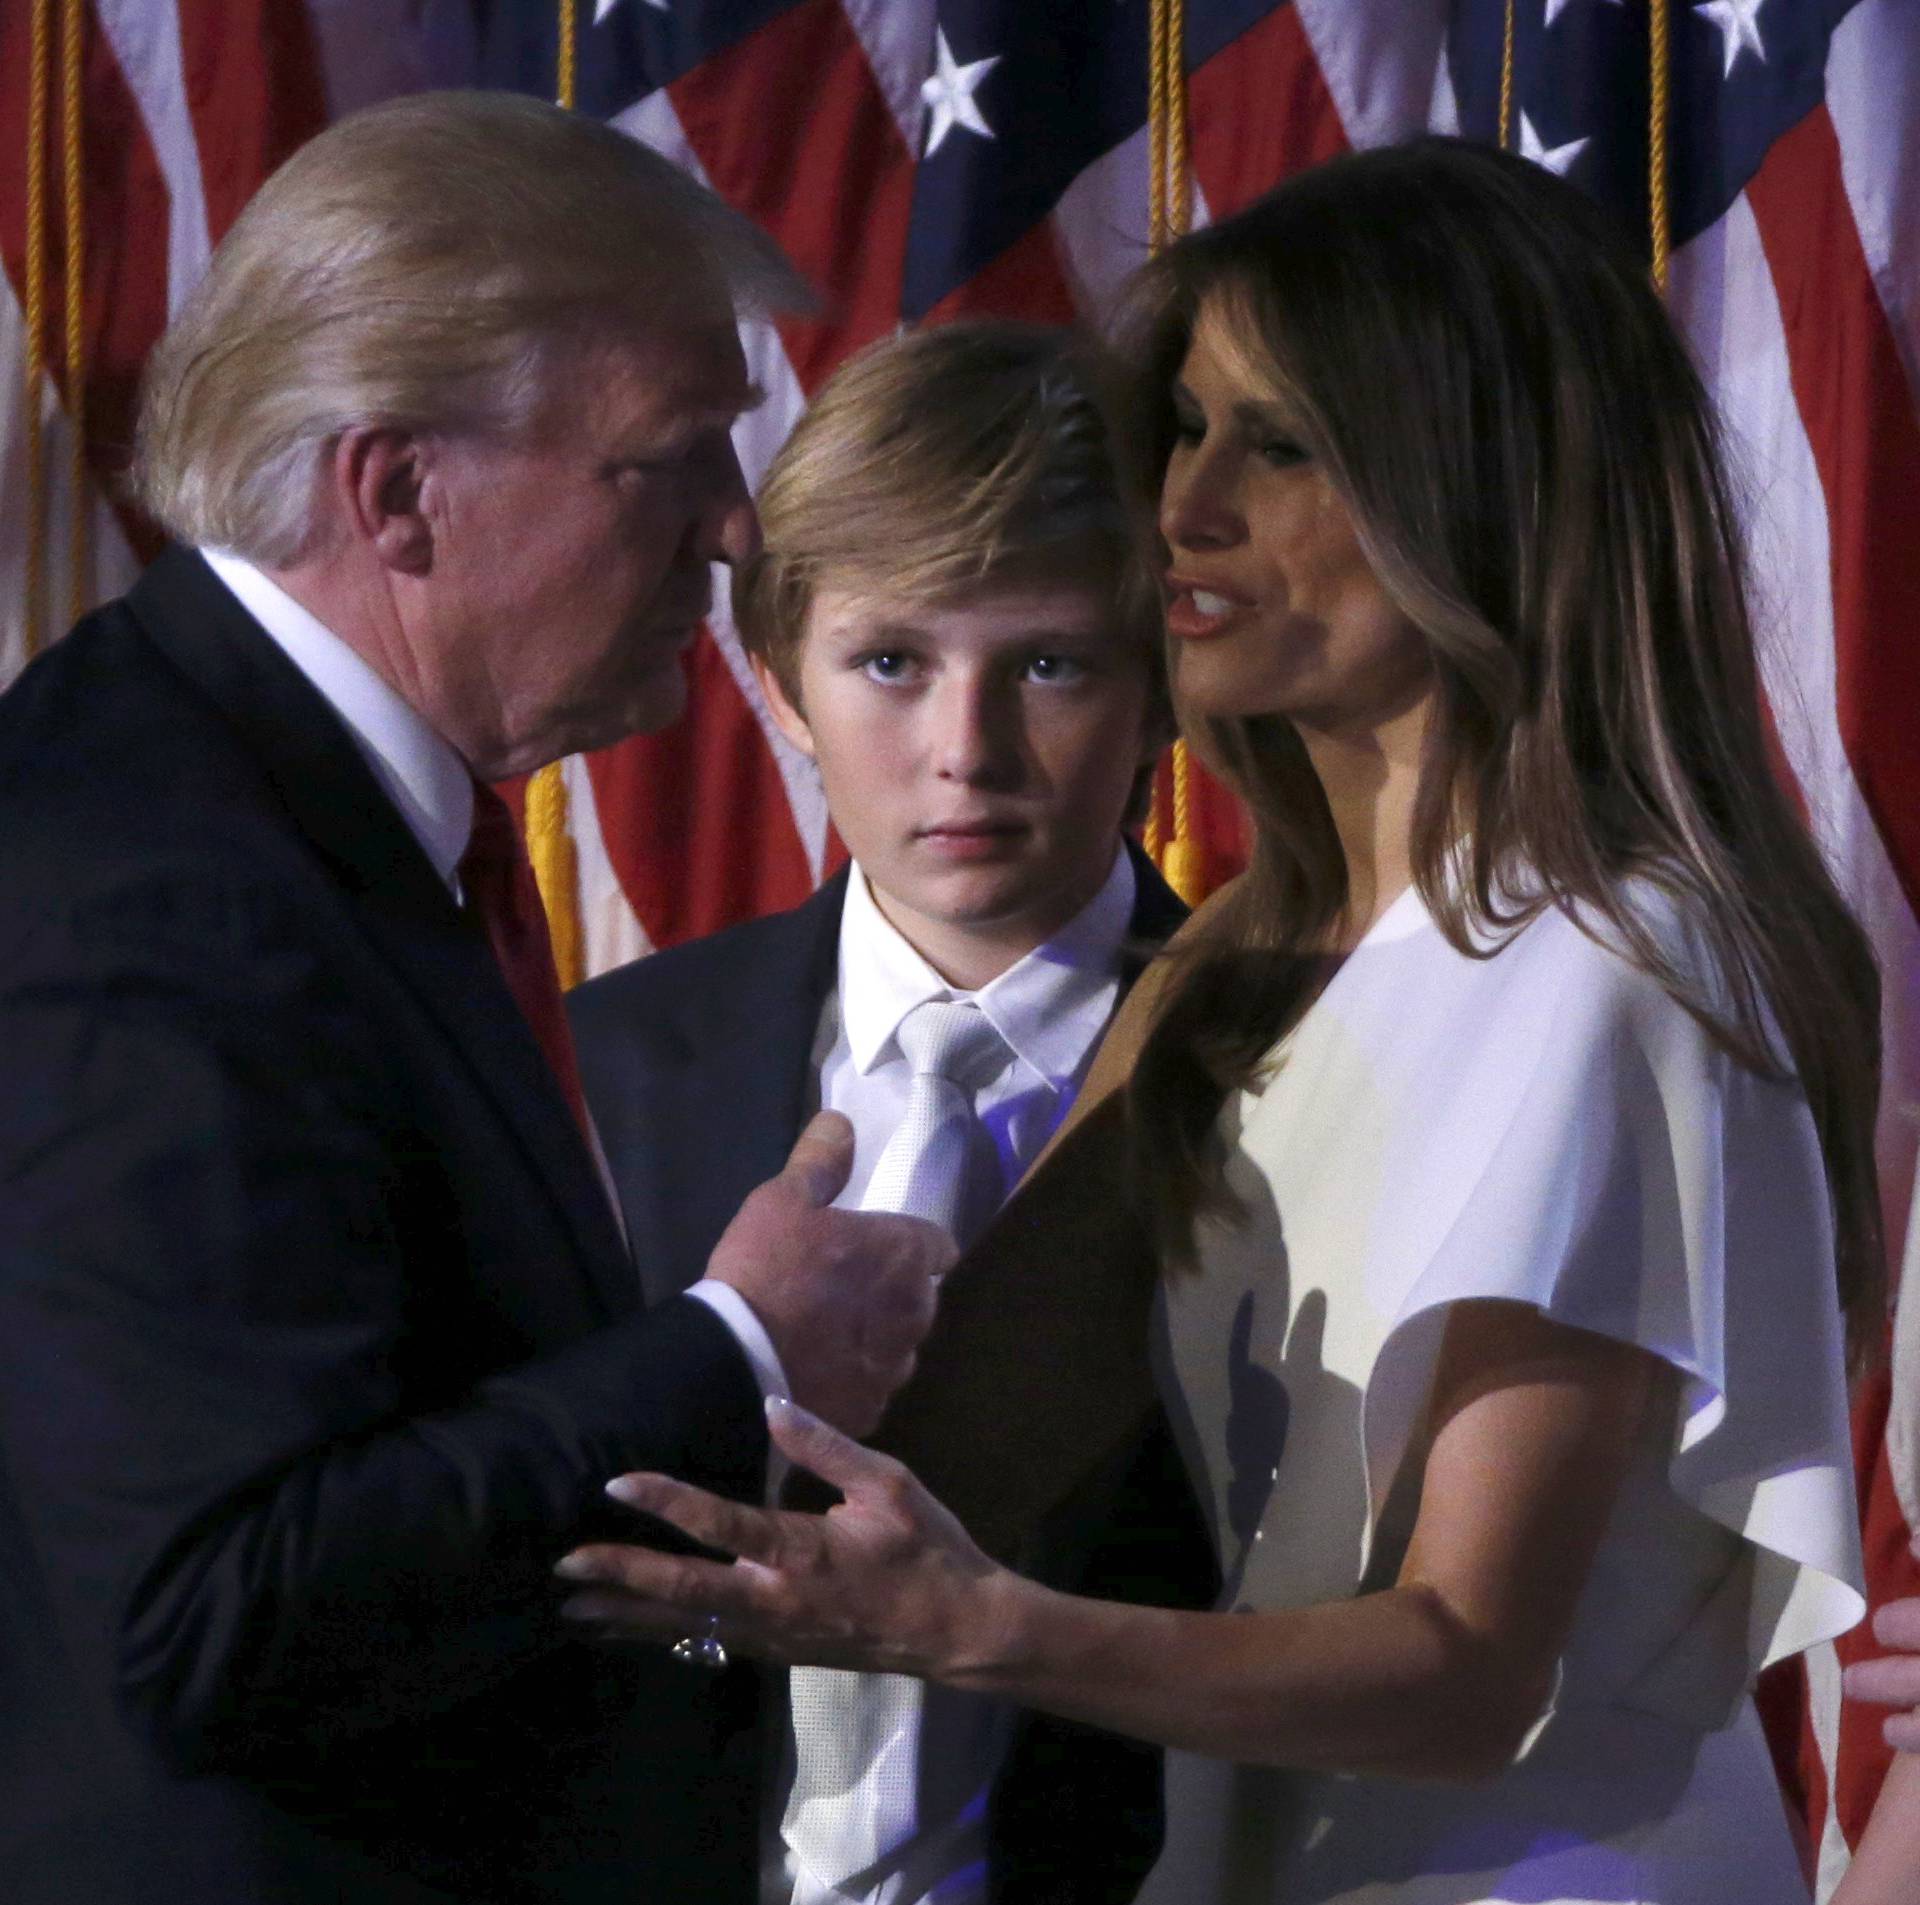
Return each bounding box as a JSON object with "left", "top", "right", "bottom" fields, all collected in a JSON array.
[{"left": 1120, "top": 138, "right": 1884, "bottom": 1362}]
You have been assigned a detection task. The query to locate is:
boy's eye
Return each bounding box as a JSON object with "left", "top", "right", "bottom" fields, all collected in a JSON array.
[
  {"left": 1023, "top": 653, "right": 1087, "bottom": 684},
  {"left": 858, "top": 651, "right": 916, "bottom": 683}
]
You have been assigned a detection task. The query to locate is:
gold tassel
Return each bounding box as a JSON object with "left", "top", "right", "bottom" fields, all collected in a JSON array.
[
  {"left": 1159, "top": 836, "right": 1208, "bottom": 907},
  {"left": 1161, "top": 726, "right": 1208, "bottom": 905},
  {"left": 526, "top": 763, "right": 585, "bottom": 990}
]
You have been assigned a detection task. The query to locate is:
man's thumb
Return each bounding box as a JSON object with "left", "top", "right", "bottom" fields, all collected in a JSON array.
[{"left": 781, "top": 1109, "right": 856, "bottom": 1208}]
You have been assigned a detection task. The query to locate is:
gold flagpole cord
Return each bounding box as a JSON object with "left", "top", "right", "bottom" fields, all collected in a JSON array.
[
  {"left": 1166, "top": 0, "right": 1189, "bottom": 239},
  {"left": 525, "top": 0, "right": 588, "bottom": 988},
  {"left": 1498, "top": 0, "right": 1516, "bottom": 150},
  {"left": 1147, "top": 1, "right": 1167, "bottom": 251},
  {"left": 1145, "top": 0, "right": 1205, "bottom": 904},
  {"left": 1649, "top": 0, "right": 1672, "bottom": 291},
  {"left": 557, "top": 0, "right": 579, "bottom": 110}
]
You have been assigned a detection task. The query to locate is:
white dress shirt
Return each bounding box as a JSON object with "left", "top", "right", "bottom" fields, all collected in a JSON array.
[
  {"left": 196, "top": 550, "right": 784, "bottom": 1396},
  {"left": 771, "top": 848, "right": 1138, "bottom": 1905},
  {"left": 815, "top": 848, "right": 1136, "bottom": 1212}
]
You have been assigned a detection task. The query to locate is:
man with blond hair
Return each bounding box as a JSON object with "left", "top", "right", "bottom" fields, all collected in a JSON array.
[
  {"left": 0, "top": 92, "right": 948, "bottom": 1905},
  {"left": 570, "top": 321, "right": 1215, "bottom": 1905}
]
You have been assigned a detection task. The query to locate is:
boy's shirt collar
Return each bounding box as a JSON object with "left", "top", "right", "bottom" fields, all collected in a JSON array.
[{"left": 836, "top": 845, "right": 1136, "bottom": 1092}]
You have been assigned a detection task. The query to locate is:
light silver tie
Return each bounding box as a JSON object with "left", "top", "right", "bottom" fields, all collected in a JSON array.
[
  {"left": 783, "top": 1000, "right": 1008, "bottom": 1900},
  {"left": 856, "top": 1000, "right": 1008, "bottom": 1239}
]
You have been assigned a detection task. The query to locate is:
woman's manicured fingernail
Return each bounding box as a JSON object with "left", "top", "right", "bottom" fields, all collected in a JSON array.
[
  {"left": 605, "top": 1476, "right": 644, "bottom": 1505},
  {"left": 553, "top": 1553, "right": 596, "bottom": 1581}
]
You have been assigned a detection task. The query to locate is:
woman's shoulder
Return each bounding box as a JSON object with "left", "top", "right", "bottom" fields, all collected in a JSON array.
[{"left": 1480, "top": 869, "right": 1748, "bottom": 1037}]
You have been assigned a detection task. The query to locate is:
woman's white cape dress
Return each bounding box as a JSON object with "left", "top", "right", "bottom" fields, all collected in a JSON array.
[{"left": 1139, "top": 881, "right": 1862, "bottom": 1905}]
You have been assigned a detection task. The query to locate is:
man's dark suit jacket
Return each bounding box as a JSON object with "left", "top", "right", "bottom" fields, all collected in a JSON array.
[
  {"left": 0, "top": 549, "right": 775, "bottom": 1905},
  {"left": 568, "top": 848, "right": 1219, "bottom": 1905}
]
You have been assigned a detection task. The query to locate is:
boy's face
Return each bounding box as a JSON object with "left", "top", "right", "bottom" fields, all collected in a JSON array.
[{"left": 758, "top": 575, "right": 1157, "bottom": 985}]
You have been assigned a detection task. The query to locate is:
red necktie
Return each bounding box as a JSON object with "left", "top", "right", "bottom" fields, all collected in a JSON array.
[{"left": 458, "top": 780, "right": 592, "bottom": 1140}]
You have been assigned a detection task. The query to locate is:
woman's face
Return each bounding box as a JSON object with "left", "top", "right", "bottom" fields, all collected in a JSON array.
[{"left": 1158, "top": 301, "right": 1432, "bottom": 737}]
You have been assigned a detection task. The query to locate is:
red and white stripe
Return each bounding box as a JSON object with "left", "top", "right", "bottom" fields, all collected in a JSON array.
[
  {"left": 1706, "top": 2, "right": 1920, "bottom": 1885},
  {"left": 0, "top": 0, "right": 324, "bottom": 675}
]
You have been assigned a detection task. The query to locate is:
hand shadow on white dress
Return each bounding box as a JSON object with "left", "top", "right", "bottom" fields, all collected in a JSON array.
[{"left": 1223, "top": 1286, "right": 1291, "bottom": 1606}]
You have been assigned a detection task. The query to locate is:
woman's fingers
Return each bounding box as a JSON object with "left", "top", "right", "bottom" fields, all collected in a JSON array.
[
  {"left": 556, "top": 1538, "right": 729, "bottom": 1601},
  {"left": 559, "top": 1589, "right": 703, "bottom": 1642},
  {"left": 553, "top": 1534, "right": 782, "bottom": 1626},
  {"left": 1874, "top": 1594, "right": 1920, "bottom": 1651},
  {"left": 1844, "top": 1654, "right": 1920, "bottom": 1708},
  {"left": 767, "top": 1395, "right": 906, "bottom": 1498},
  {"left": 1843, "top": 1591, "right": 1920, "bottom": 1728},
  {"left": 602, "top": 1471, "right": 781, "bottom": 1561}
]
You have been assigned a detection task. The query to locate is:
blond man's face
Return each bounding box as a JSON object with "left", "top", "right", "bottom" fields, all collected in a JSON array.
[
  {"left": 758, "top": 576, "right": 1156, "bottom": 985},
  {"left": 405, "top": 325, "right": 762, "bottom": 778}
]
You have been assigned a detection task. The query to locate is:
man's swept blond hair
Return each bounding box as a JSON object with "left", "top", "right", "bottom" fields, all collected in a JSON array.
[
  {"left": 133, "top": 90, "right": 808, "bottom": 565},
  {"left": 732, "top": 320, "right": 1168, "bottom": 736}
]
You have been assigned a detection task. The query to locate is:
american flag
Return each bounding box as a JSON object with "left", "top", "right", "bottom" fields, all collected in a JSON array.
[{"left": 3, "top": 1, "right": 1915, "bottom": 1887}]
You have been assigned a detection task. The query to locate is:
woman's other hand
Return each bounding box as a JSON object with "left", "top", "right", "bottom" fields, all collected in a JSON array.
[{"left": 1843, "top": 1537, "right": 1920, "bottom": 1753}]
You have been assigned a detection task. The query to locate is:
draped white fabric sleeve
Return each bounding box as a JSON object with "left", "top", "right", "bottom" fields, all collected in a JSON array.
[{"left": 1342, "top": 889, "right": 1865, "bottom": 1673}]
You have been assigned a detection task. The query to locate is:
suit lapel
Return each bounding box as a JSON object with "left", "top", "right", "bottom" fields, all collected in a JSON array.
[
  {"left": 1121, "top": 836, "right": 1189, "bottom": 982},
  {"left": 348, "top": 889, "right": 635, "bottom": 1317},
  {"left": 127, "top": 548, "right": 633, "bottom": 1318},
  {"left": 629, "top": 875, "right": 844, "bottom": 1304}
]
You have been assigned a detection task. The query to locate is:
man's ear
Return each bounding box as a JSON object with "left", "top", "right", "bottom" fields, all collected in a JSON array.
[
  {"left": 751, "top": 652, "right": 816, "bottom": 759},
  {"left": 330, "top": 426, "right": 434, "bottom": 576}
]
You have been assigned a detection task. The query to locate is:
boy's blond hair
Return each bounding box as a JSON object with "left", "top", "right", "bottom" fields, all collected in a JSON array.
[{"left": 733, "top": 321, "right": 1168, "bottom": 748}]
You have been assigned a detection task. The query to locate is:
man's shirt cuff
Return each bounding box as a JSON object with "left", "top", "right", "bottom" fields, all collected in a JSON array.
[{"left": 684, "top": 1281, "right": 792, "bottom": 1501}]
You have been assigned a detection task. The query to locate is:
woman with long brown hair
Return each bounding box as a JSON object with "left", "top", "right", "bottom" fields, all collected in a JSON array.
[{"left": 558, "top": 140, "right": 1882, "bottom": 1903}]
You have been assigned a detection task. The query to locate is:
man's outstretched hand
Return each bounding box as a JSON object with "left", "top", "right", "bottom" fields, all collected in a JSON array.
[{"left": 705, "top": 1112, "right": 953, "bottom": 1437}]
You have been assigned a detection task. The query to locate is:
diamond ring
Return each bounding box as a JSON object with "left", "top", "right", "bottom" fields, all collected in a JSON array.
[{"left": 670, "top": 1613, "right": 728, "bottom": 1671}]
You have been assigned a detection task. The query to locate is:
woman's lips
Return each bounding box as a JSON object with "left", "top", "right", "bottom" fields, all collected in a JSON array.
[{"left": 1165, "top": 583, "right": 1249, "bottom": 641}]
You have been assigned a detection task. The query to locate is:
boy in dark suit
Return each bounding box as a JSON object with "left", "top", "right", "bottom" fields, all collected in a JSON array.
[{"left": 570, "top": 322, "right": 1212, "bottom": 1905}]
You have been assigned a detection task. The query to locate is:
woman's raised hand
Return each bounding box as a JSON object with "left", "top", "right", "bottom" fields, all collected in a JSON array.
[{"left": 554, "top": 1398, "right": 1011, "bottom": 1679}]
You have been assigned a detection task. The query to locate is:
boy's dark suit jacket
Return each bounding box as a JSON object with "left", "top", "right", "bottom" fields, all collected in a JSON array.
[
  {"left": 0, "top": 549, "right": 776, "bottom": 1905},
  {"left": 568, "top": 849, "right": 1220, "bottom": 1905}
]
